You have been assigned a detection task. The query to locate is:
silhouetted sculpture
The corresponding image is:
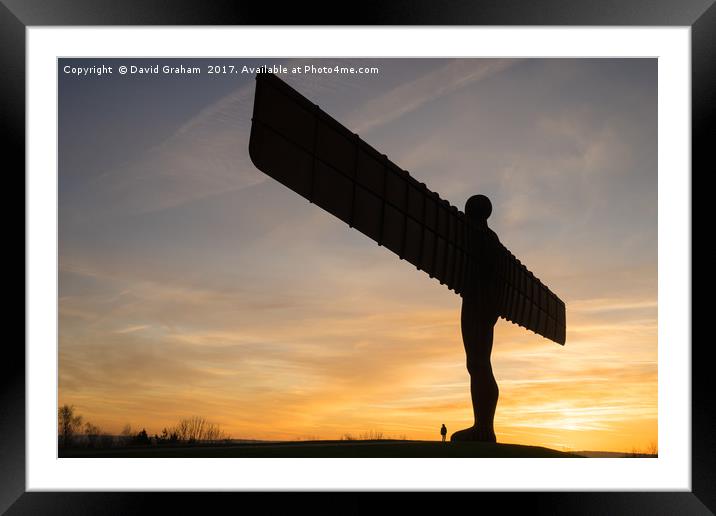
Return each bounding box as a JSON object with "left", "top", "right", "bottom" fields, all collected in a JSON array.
[
  {"left": 440, "top": 424, "right": 447, "bottom": 443},
  {"left": 451, "top": 195, "right": 500, "bottom": 442},
  {"left": 248, "top": 73, "right": 566, "bottom": 444}
]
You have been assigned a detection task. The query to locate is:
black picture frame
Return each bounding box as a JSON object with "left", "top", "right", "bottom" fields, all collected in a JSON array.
[{"left": 6, "top": 0, "right": 710, "bottom": 513}]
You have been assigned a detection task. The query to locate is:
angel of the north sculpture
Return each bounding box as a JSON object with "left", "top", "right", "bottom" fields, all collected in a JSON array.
[{"left": 248, "top": 72, "right": 566, "bottom": 442}]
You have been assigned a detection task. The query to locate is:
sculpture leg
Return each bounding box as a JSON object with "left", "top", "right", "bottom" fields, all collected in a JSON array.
[{"left": 451, "top": 297, "right": 499, "bottom": 442}]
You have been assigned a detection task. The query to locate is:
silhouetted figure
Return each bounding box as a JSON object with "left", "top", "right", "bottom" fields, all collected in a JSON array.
[
  {"left": 451, "top": 195, "right": 501, "bottom": 443},
  {"left": 440, "top": 424, "right": 447, "bottom": 443}
]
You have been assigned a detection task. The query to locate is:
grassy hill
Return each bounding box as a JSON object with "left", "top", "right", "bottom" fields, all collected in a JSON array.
[{"left": 60, "top": 440, "right": 582, "bottom": 458}]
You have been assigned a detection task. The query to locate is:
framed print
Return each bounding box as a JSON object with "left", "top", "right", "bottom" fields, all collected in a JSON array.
[{"left": 8, "top": 0, "right": 711, "bottom": 513}]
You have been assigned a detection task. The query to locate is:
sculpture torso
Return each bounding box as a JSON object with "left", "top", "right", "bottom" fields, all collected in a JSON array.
[{"left": 464, "top": 222, "right": 501, "bottom": 320}]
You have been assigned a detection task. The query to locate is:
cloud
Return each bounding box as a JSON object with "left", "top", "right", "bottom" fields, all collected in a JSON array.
[
  {"left": 568, "top": 298, "right": 657, "bottom": 314},
  {"left": 59, "top": 259, "right": 655, "bottom": 447},
  {"left": 345, "top": 59, "right": 519, "bottom": 134},
  {"left": 115, "top": 324, "right": 150, "bottom": 334},
  {"left": 83, "top": 84, "right": 263, "bottom": 216}
]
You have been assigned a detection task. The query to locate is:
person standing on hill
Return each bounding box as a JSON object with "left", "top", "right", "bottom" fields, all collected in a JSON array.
[{"left": 440, "top": 424, "right": 447, "bottom": 443}]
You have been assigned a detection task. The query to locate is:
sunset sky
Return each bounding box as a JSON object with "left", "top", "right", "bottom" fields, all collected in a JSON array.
[{"left": 59, "top": 58, "right": 657, "bottom": 453}]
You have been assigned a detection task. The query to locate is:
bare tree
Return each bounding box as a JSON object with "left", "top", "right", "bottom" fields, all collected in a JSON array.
[
  {"left": 204, "top": 423, "right": 230, "bottom": 443},
  {"left": 204, "top": 423, "right": 220, "bottom": 443},
  {"left": 174, "top": 419, "right": 190, "bottom": 441},
  {"left": 627, "top": 446, "right": 641, "bottom": 458},
  {"left": 169, "top": 416, "right": 229, "bottom": 444},
  {"left": 58, "top": 405, "right": 83, "bottom": 448},
  {"left": 120, "top": 423, "right": 134, "bottom": 445},
  {"left": 186, "top": 416, "right": 206, "bottom": 442},
  {"left": 359, "top": 430, "right": 384, "bottom": 440},
  {"left": 84, "top": 422, "right": 102, "bottom": 448}
]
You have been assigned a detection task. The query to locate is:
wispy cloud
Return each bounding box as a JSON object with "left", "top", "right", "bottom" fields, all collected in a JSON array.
[
  {"left": 114, "top": 324, "right": 150, "bottom": 334},
  {"left": 345, "top": 59, "right": 519, "bottom": 134},
  {"left": 569, "top": 298, "right": 657, "bottom": 313},
  {"left": 83, "top": 84, "right": 263, "bottom": 216}
]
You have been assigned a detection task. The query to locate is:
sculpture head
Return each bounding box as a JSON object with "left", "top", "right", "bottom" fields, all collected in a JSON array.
[{"left": 465, "top": 194, "right": 492, "bottom": 222}]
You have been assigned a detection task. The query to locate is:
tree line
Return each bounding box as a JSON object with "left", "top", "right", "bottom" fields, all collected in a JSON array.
[{"left": 58, "top": 405, "right": 231, "bottom": 448}]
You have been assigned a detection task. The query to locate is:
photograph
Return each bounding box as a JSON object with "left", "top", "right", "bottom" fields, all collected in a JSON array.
[
  {"left": 57, "top": 57, "right": 657, "bottom": 460},
  {"left": 0, "top": 0, "right": 708, "bottom": 505}
]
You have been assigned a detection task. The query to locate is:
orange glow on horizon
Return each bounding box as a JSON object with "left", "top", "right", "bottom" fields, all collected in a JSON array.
[{"left": 59, "top": 295, "right": 657, "bottom": 454}]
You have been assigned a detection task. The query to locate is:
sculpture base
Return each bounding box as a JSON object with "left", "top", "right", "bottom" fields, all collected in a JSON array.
[{"left": 450, "top": 426, "right": 497, "bottom": 443}]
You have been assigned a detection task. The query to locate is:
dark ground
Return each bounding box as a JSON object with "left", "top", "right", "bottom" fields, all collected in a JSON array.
[{"left": 59, "top": 440, "right": 584, "bottom": 458}]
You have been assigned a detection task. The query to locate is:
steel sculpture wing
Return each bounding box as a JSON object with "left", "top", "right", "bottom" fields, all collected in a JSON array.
[{"left": 248, "top": 73, "right": 565, "bottom": 345}]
